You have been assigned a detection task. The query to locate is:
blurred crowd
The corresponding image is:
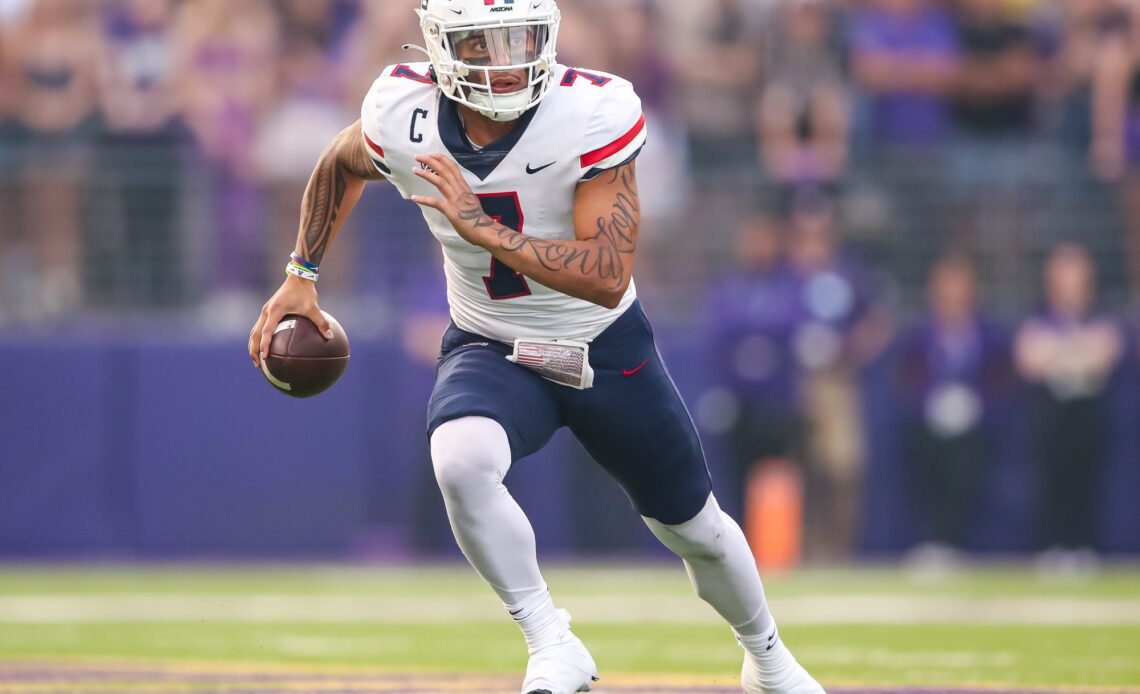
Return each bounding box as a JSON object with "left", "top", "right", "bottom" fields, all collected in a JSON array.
[
  {"left": 0, "top": 0, "right": 1138, "bottom": 315},
  {"left": 3, "top": 0, "right": 1140, "bottom": 561}
]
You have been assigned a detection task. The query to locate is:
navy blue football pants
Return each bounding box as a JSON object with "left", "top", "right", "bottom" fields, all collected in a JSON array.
[{"left": 427, "top": 300, "right": 713, "bottom": 525}]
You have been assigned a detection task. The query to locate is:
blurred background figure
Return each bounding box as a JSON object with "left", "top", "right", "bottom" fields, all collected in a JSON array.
[
  {"left": 255, "top": 0, "right": 357, "bottom": 299},
  {"left": 661, "top": 0, "right": 765, "bottom": 307},
  {"left": 894, "top": 253, "right": 1013, "bottom": 568},
  {"left": 172, "top": 0, "right": 278, "bottom": 316},
  {"left": 848, "top": 0, "right": 960, "bottom": 154},
  {"left": 1015, "top": 243, "right": 1122, "bottom": 572},
  {"left": 0, "top": 5, "right": 19, "bottom": 314},
  {"left": 674, "top": 0, "right": 763, "bottom": 177},
  {"left": 844, "top": 0, "right": 962, "bottom": 303},
  {"left": 1, "top": 0, "right": 100, "bottom": 319},
  {"left": 595, "top": 0, "right": 687, "bottom": 247},
  {"left": 1086, "top": 0, "right": 1140, "bottom": 301},
  {"left": 90, "top": 0, "right": 187, "bottom": 309},
  {"left": 757, "top": 0, "right": 849, "bottom": 187},
  {"left": 946, "top": 0, "right": 1044, "bottom": 311},
  {"left": 785, "top": 188, "right": 893, "bottom": 560},
  {"left": 704, "top": 215, "right": 799, "bottom": 524}
]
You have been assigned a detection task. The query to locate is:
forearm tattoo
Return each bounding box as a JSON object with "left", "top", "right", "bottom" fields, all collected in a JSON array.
[
  {"left": 299, "top": 130, "right": 383, "bottom": 266},
  {"left": 456, "top": 164, "right": 640, "bottom": 288},
  {"left": 300, "top": 155, "right": 347, "bottom": 266}
]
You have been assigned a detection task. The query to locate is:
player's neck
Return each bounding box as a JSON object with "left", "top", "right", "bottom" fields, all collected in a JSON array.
[{"left": 458, "top": 105, "right": 519, "bottom": 148}]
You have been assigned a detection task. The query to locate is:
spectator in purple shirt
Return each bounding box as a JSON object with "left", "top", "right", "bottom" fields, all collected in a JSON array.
[
  {"left": 895, "top": 253, "right": 1014, "bottom": 563},
  {"left": 705, "top": 214, "right": 801, "bottom": 523},
  {"left": 849, "top": 0, "right": 961, "bottom": 150}
]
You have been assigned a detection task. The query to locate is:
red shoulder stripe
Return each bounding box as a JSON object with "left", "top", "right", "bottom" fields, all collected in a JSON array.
[
  {"left": 580, "top": 113, "right": 645, "bottom": 169},
  {"left": 364, "top": 132, "right": 385, "bottom": 159}
]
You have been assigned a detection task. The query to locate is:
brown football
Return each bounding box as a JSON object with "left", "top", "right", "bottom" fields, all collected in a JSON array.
[{"left": 260, "top": 312, "right": 350, "bottom": 398}]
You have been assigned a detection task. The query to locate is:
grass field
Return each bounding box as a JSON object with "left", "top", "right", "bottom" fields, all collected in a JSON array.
[{"left": 0, "top": 563, "right": 1138, "bottom": 692}]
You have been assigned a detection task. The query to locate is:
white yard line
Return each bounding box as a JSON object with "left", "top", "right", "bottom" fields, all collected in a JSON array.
[{"left": 0, "top": 594, "right": 1138, "bottom": 625}]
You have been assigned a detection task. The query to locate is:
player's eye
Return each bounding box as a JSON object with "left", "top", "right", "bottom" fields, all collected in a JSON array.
[{"left": 455, "top": 35, "right": 488, "bottom": 56}]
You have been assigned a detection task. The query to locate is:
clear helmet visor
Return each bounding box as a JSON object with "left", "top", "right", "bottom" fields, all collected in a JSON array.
[{"left": 447, "top": 25, "right": 548, "bottom": 69}]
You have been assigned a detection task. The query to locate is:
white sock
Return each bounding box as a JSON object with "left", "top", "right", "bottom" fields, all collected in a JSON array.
[
  {"left": 430, "top": 417, "right": 563, "bottom": 650},
  {"left": 504, "top": 589, "right": 567, "bottom": 654},
  {"left": 643, "top": 494, "right": 773, "bottom": 637},
  {"left": 739, "top": 622, "right": 800, "bottom": 678}
]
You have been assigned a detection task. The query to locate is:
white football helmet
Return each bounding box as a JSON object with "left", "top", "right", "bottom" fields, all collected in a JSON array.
[{"left": 416, "top": 0, "right": 561, "bottom": 122}]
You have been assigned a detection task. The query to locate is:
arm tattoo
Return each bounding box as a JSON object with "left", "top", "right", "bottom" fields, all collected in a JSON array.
[
  {"left": 299, "top": 154, "right": 347, "bottom": 266},
  {"left": 592, "top": 165, "right": 640, "bottom": 252},
  {"left": 298, "top": 129, "right": 382, "bottom": 266},
  {"left": 455, "top": 164, "right": 640, "bottom": 289}
]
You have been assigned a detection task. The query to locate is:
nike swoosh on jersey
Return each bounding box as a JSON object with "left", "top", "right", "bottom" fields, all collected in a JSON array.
[
  {"left": 622, "top": 359, "right": 650, "bottom": 377},
  {"left": 526, "top": 161, "right": 556, "bottom": 174}
]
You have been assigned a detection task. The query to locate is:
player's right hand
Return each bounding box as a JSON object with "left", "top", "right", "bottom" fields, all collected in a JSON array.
[{"left": 249, "top": 274, "right": 333, "bottom": 368}]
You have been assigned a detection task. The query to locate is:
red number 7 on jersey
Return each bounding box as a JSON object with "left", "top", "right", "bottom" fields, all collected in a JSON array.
[
  {"left": 478, "top": 192, "right": 532, "bottom": 300},
  {"left": 561, "top": 69, "right": 611, "bottom": 88}
]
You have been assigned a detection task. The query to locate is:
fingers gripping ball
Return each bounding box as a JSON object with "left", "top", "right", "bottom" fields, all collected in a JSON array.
[{"left": 260, "top": 312, "right": 350, "bottom": 398}]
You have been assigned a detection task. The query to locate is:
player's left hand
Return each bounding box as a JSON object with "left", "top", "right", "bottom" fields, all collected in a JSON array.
[{"left": 410, "top": 153, "right": 489, "bottom": 245}]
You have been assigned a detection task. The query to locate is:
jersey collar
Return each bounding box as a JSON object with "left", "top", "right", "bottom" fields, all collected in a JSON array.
[{"left": 438, "top": 95, "right": 540, "bottom": 181}]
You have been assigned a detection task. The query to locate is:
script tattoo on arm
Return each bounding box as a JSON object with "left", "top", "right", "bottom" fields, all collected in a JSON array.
[
  {"left": 455, "top": 163, "right": 640, "bottom": 291},
  {"left": 299, "top": 124, "right": 385, "bottom": 266}
]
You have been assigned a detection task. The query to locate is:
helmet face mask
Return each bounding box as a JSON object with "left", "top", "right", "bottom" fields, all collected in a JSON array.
[{"left": 418, "top": 0, "right": 561, "bottom": 122}]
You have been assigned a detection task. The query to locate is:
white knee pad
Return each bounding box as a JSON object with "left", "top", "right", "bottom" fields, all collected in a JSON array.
[
  {"left": 430, "top": 416, "right": 512, "bottom": 499},
  {"left": 643, "top": 494, "right": 729, "bottom": 563}
]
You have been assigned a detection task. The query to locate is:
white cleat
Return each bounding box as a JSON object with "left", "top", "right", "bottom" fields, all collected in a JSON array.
[
  {"left": 740, "top": 627, "right": 826, "bottom": 694},
  {"left": 520, "top": 611, "right": 598, "bottom": 694}
]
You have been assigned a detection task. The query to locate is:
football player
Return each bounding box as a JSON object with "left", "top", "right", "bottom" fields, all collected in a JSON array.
[{"left": 249, "top": 1, "right": 825, "bottom": 692}]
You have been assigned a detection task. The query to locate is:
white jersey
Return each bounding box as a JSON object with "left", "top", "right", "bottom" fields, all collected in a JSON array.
[{"left": 360, "top": 61, "right": 646, "bottom": 344}]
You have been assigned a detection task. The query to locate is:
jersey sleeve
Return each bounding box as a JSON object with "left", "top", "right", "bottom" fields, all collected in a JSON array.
[
  {"left": 359, "top": 80, "right": 392, "bottom": 177},
  {"left": 579, "top": 81, "right": 647, "bottom": 181}
]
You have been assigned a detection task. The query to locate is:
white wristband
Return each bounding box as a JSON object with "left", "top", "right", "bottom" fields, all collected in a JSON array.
[{"left": 285, "top": 263, "right": 319, "bottom": 282}]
